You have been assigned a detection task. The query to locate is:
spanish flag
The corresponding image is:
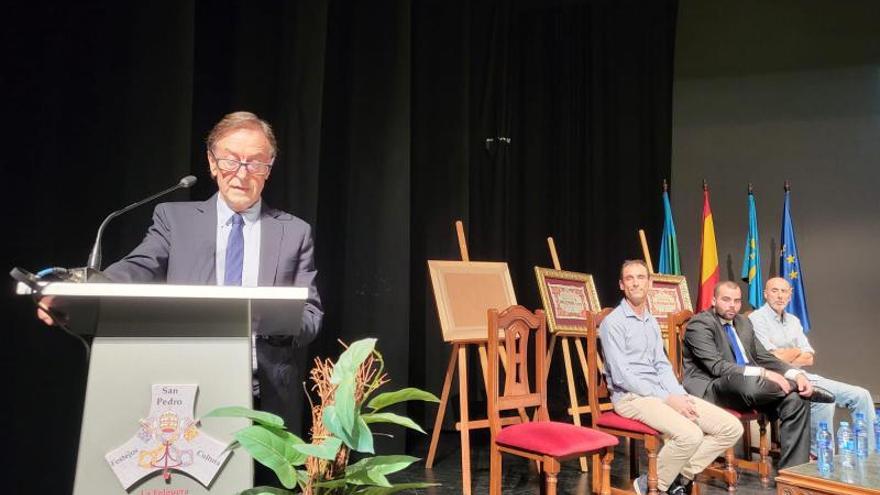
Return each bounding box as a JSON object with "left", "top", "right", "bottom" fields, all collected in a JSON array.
[{"left": 696, "top": 185, "right": 720, "bottom": 311}]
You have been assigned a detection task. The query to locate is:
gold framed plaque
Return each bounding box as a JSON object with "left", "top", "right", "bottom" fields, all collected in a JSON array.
[
  {"left": 534, "top": 267, "right": 601, "bottom": 335},
  {"left": 647, "top": 273, "right": 692, "bottom": 329}
]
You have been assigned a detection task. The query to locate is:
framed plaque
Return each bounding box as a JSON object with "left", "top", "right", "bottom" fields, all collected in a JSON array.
[
  {"left": 428, "top": 260, "right": 517, "bottom": 342},
  {"left": 534, "top": 267, "right": 601, "bottom": 335},
  {"left": 647, "top": 273, "right": 692, "bottom": 334}
]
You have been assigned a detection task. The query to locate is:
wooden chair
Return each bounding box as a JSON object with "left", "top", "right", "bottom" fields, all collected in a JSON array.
[
  {"left": 668, "top": 310, "right": 771, "bottom": 489},
  {"left": 588, "top": 308, "right": 662, "bottom": 495},
  {"left": 488, "top": 305, "right": 618, "bottom": 495},
  {"left": 740, "top": 310, "right": 783, "bottom": 463}
]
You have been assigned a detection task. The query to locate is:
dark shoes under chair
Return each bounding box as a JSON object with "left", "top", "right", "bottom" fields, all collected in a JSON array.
[
  {"left": 667, "top": 474, "right": 695, "bottom": 495},
  {"left": 633, "top": 473, "right": 694, "bottom": 495}
]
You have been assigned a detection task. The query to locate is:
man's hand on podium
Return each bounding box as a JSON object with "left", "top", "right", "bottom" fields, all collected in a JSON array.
[{"left": 36, "top": 295, "right": 57, "bottom": 326}]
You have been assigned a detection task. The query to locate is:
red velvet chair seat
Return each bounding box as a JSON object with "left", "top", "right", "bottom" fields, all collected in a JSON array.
[
  {"left": 495, "top": 421, "right": 619, "bottom": 458},
  {"left": 595, "top": 412, "right": 659, "bottom": 436},
  {"left": 724, "top": 408, "right": 760, "bottom": 420}
]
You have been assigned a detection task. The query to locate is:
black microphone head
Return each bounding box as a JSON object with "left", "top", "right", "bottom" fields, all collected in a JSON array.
[{"left": 179, "top": 175, "right": 198, "bottom": 188}]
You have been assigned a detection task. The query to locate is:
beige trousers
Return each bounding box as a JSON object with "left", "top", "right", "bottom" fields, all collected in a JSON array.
[{"left": 613, "top": 394, "right": 743, "bottom": 490}]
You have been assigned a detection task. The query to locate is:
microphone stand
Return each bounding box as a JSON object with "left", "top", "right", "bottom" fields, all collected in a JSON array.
[{"left": 86, "top": 176, "right": 197, "bottom": 279}]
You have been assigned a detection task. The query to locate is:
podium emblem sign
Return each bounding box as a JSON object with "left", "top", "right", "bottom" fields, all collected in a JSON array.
[
  {"left": 13, "top": 281, "right": 309, "bottom": 493},
  {"left": 106, "top": 384, "right": 231, "bottom": 489}
]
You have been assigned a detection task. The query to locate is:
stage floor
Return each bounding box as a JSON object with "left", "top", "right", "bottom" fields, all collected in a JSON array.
[{"left": 396, "top": 430, "right": 780, "bottom": 494}]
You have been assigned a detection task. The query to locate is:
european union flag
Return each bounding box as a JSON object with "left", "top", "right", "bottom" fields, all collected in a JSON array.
[
  {"left": 780, "top": 188, "right": 811, "bottom": 331},
  {"left": 741, "top": 191, "right": 763, "bottom": 308},
  {"left": 658, "top": 190, "right": 681, "bottom": 275}
]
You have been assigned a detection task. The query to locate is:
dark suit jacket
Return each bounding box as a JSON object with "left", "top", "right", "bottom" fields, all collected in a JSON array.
[
  {"left": 103, "top": 194, "right": 323, "bottom": 431},
  {"left": 682, "top": 309, "right": 793, "bottom": 398}
]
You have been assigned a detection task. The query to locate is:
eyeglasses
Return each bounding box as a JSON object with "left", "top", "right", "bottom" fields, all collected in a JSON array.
[{"left": 209, "top": 149, "right": 274, "bottom": 176}]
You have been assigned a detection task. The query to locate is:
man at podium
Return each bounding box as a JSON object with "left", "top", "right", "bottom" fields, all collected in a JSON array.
[{"left": 39, "top": 111, "right": 323, "bottom": 436}]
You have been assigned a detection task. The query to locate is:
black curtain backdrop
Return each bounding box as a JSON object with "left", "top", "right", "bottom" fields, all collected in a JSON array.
[{"left": 4, "top": 0, "right": 676, "bottom": 491}]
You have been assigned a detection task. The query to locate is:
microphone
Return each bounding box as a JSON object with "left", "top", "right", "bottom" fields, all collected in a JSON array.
[{"left": 86, "top": 175, "right": 197, "bottom": 273}]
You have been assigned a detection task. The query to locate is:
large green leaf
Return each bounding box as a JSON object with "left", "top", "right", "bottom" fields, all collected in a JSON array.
[
  {"left": 291, "top": 436, "right": 342, "bottom": 461},
  {"left": 346, "top": 455, "right": 420, "bottom": 477},
  {"left": 234, "top": 426, "right": 298, "bottom": 488},
  {"left": 322, "top": 405, "right": 347, "bottom": 441},
  {"left": 344, "top": 456, "right": 418, "bottom": 489},
  {"left": 322, "top": 405, "right": 355, "bottom": 448},
  {"left": 334, "top": 374, "right": 358, "bottom": 435},
  {"left": 331, "top": 338, "right": 377, "bottom": 384},
  {"left": 313, "top": 478, "right": 347, "bottom": 489},
  {"left": 355, "top": 483, "right": 441, "bottom": 495},
  {"left": 361, "top": 412, "right": 426, "bottom": 434},
  {"left": 366, "top": 388, "right": 440, "bottom": 412},
  {"left": 353, "top": 416, "right": 374, "bottom": 453},
  {"left": 295, "top": 469, "right": 310, "bottom": 490},
  {"left": 264, "top": 427, "right": 308, "bottom": 466},
  {"left": 204, "top": 406, "right": 285, "bottom": 428},
  {"left": 346, "top": 466, "right": 392, "bottom": 487},
  {"left": 323, "top": 406, "right": 374, "bottom": 453}
]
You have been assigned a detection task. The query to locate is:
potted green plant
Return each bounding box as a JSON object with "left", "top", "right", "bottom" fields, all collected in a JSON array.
[{"left": 206, "top": 338, "right": 440, "bottom": 494}]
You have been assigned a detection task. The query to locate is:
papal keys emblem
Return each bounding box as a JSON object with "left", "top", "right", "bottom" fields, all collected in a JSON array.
[{"left": 105, "top": 384, "right": 231, "bottom": 489}]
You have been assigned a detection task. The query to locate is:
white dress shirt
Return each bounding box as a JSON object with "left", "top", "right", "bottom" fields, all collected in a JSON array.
[{"left": 215, "top": 195, "right": 262, "bottom": 376}]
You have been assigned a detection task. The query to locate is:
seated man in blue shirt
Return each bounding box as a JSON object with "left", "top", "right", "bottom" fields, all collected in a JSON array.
[
  {"left": 600, "top": 260, "right": 742, "bottom": 495},
  {"left": 750, "top": 277, "right": 875, "bottom": 457}
]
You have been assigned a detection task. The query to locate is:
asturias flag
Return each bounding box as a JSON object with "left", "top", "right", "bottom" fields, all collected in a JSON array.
[
  {"left": 658, "top": 189, "right": 682, "bottom": 275},
  {"left": 696, "top": 187, "right": 720, "bottom": 311},
  {"left": 741, "top": 190, "right": 763, "bottom": 308},
  {"left": 780, "top": 188, "right": 811, "bottom": 331}
]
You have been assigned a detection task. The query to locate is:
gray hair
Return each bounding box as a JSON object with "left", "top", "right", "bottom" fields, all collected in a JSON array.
[{"left": 206, "top": 111, "right": 277, "bottom": 157}]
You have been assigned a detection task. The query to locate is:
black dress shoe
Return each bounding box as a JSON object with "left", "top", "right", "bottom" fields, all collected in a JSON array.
[
  {"left": 668, "top": 474, "right": 693, "bottom": 495},
  {"left": 808, "top": 386, "right": 836, "bottom": 403}
]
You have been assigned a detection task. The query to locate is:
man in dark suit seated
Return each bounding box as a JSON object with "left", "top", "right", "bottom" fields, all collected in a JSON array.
[{"left": 682, "top": 281, "right": 829, "bottom": 469}]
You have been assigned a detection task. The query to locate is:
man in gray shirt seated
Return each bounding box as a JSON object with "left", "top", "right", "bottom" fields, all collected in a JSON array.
[
  {"left": 600, "top": 260, "right": 742, "bottom": 495},
  {"left": 750, "top": 277, "right": 875, "bottom": 456}
]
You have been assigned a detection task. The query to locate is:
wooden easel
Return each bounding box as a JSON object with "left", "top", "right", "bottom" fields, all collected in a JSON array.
[
  {"left": 425, "top": 220, "right": 521, "bottom": 495},
  {"left": 638, "top": 229, "right": 655, "bottom": 273},
  {"left": 543, "top": 237, "right": 614, "bottom": 472},
  {"left": 638, "top": 228, "right": 673, "bottom": 349}
]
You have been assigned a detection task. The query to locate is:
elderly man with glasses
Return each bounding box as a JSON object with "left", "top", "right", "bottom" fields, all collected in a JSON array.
[
  {"left": 750, "top": 277, "right": 875, "bottom": 458},
  {"left": 40, "top": 111, "right": 323, "bottom": 442}
]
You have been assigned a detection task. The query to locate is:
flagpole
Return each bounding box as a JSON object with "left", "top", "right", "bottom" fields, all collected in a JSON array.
[
  {"left": 742, "top": 182, "right": 763, "bottom": 308},
  {"left": 658, "top": 178, "right": 682, "bottom": 275},
  {"left": 697, "top": 179, "right": 720, "bottom": 311},
  {"left": 779, "top": 179, "right": 811, "bottom": 331}
]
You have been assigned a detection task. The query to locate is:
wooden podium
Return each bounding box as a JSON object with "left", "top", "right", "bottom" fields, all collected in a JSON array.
[{"left": 15, "top": 281, "right": 307, "bottom": 494}]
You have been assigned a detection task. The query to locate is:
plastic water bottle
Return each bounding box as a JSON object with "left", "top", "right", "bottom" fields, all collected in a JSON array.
[
  {"left": 854, "top": 412, "right": 869, "bottom": 460},
  {"left": 874, "top": 409, "right": 880, "bottom": 454},
  {"left": 837, "top": 421, "right": 855, "bottom": 468},
  {"left": 816, "top": 421, "right": 833, "bottom": 475}
]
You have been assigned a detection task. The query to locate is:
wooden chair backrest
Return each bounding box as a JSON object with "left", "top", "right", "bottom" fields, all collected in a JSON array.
[
  {"left": 585, "top": 307, "right": 615, "bottom": 426},
  {"left": 667, "top": 309, "right": 694, "bottom": 381},
  {"left": 487, "top": 305, "right": 547, "bottom": 435}
]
